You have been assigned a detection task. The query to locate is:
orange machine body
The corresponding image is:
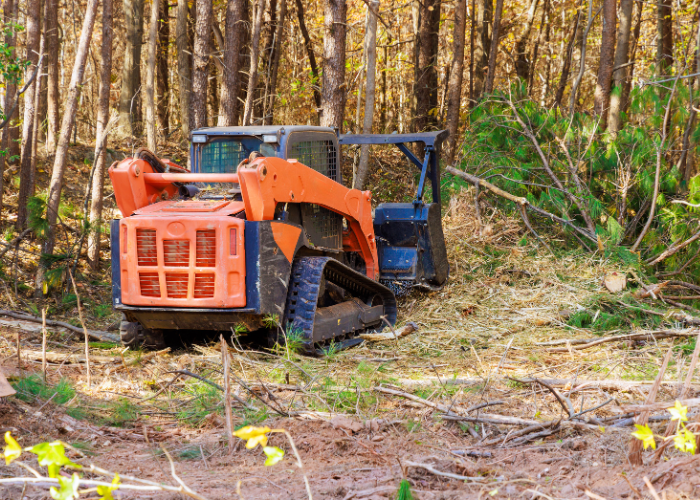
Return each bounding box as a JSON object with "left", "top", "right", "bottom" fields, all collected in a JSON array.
[{"left": 109, "top": 154, "right": 378, "bottom": 309}]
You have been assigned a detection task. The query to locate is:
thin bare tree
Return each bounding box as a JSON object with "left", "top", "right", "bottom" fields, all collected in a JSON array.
[
  {"left": 320, "top": 0, "right": 347, "bottom": 129},
  {"left": 445, "top": 0, "right": 467, "bottom": 163},
  {"left": 157, "top": 0, "right": 170, "bottom": 134},
  {"left": 413, "top": 0, "right": 441, "bottom": 131},
  {"left": 513, "top": 0, "right": 540, "bottom": 83},
  {"left": 483, "top": 0, "right": 504, "bottom": 95},
  {"left": 355, "top": 0, "right": 379, "bottom": 190},
  {"left": 218, "top": 0, "right": 245, "bottom": 126},
  {"left": 242, "top": 0, "right": 265, "bottom": 125},
  {"left": 593, "top": 0, "right": 616, "bottom": 129},
  {"left": 176, "top": 0, "right": 192, "bottom": 137},
  {"left": 263, "top": 0, "right": 287, "bottom": 125},
  {"left": 36, "top": 0, "right": 99, "bottom": 295},
  {"left": 295, "top": 0, "right": 321, "bottom": 118},
  {"left": 191, "top": 0, "right": 212, "bottom": 130},
  {"left": 608, "top": 0, "right": 633, "bottom": 134},
  {"left": 45, "top": 0, "right": 59, "bottom": 152},
  {"left": 118, "top": 0, "right": 145, "bottom": 137},
  {"left": 146, "top": 0, "right": 160, "bottom": 151},
  {"left": 87, "top": 0, "right": 114, "bottom": 269}
]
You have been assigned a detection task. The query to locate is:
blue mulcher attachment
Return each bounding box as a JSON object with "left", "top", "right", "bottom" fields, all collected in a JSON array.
[{"left": 339, "top": 131, "right": 449, "bottom": 296}]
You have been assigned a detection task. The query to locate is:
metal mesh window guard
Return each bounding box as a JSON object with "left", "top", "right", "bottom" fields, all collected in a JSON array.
[{"left": 289, "top": 140, "right": 337, "bottom": 180}]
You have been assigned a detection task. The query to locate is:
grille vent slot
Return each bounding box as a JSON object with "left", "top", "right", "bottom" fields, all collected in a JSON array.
[
  {"left": 136, "top": 229, "right": 157, "bottom": 266},
  {"left": 139, "top": 272, "right": 161, "bottom": 297},
  {"left": 196, "top": 230, "right": 216, "bottom": 267},
  {"left": 165, "top": 274, "right": 188, "bottom": 298},
  {"left": 163, "top": 240, "right": 190, "bottom": 267},
  {"left": 194, "top": 274, "right": 215, "bottom": 298}
]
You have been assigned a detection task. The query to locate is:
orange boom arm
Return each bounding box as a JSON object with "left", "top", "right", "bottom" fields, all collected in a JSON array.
[{"left": 237, "top": 157, "right": 379, "bottom": 280}]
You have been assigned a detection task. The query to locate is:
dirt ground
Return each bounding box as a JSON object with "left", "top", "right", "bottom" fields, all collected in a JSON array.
[{"left": 1, "top": 164, "right": 700, "bottom": 499}]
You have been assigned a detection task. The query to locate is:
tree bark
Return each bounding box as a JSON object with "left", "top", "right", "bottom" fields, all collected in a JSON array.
[
  {"left": 445, "top": 0, "right": 466, "bottom": 163},
  {"left": 483, "top": 0, "right": 504, "bottom": 95},
  {"left": 263, "top": 0, "right": 287, "bottom": 125},
  {"left": 145, "top": 0, "right": 160, "bottom": 150},
  {"left": 157, "top": 0, "right": 170, "bottom": 134},
  {"left": 295, "top": 0, "right": 321, "bottom": 117},
  {"left": 88, "top": 0, "right": 114, "bottom": 270},
  {"left": 355, "top": 0, "right": 379, "bottom": 190},
  {"left": 3, "top": 0, "right": 20, "bottom": 169},
  {"left": 413, "top": 0, "right": 442, "bottom": 131},
  {"left": 593, "top": 0, "right": 616, "bottom": 129},
  {"left": 16, "top": 0, "right": 41, "bottom": 229},
  {"left": 608, "top": 0, "right": 633, "bottom": 135},
  {"left": 257, "top": 0, "right": 277, "bottom": 121},
  {"left": 118, "top": 0, "right": 145, "bottom": 137},
  {"left": 191, "top": 0, "right": 212, "bottom": 130},
  {"left": 657, "top": 0, "right": 673, "bottom": 74},
  {"left": 471, "top": 0, "right": 491, "bottom": 102},
  {"left": 36, "top": 0, "right": 99, "bottom": 295},
  {"left": 568, "top": 0, "right": 595, "bottom": 115},
  {"left": 320, "top": 0, "right": 347, "bottom": 130},
  {"left": 176, "top": 0, "right": 192, "bottom": 137},
  {"left": 242, "top": 0, "right": 265, "bottom": 125},
  {"left": 513, "top": 0, "right": 540, "bottom": 83},
  {"left": 553, "top": 3, "right": 581, "bottom": 108},
  {"left": 218, "top": 0, "right": 244, "bottom": 126},
  {"left": 45, "top": 0, "right": 59, "bottom": 152}
]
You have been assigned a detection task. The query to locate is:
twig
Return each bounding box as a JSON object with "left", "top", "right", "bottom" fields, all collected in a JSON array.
[
  {"left": 167, "top": 369, "right": 255, "bottom": 410},
  {"left": 67, "top": 268, "right": 90, "bottom": 387},
  {"left": 160, "top": 445, "right": 211, "bottom": 500},
  {"left": 280, "top": 430, "right": 313, "bottom": 500},
  {"left": 221, "top": 336, "right": 234, "bottom": 455},
  {"left": 404, "top": 461, "right": 486, "bottom": 482},
  {"left": 41, "top": 309, "right": 47, "bottom": 383},
  {"left": 643, "top": 476, "right": 662, "bottom": 500},
  {"left": 0, "top": 309, "right": 118, "bottom": 342},
  {"left": 544, "top": 329, "right": 699, "bottom": 352}
]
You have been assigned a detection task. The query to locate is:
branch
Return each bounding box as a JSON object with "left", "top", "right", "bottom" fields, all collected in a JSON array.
[{"left": 0, "top": 309, "right": 117, "bottom": 342}]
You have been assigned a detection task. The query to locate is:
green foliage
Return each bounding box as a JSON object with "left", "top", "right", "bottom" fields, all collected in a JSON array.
[
  {"left": 396, "top": 479, "right": 414, "bottom": 500},
  {"left": 13, "top": 375, "right": 76, "bottom": 405},
  {"left": 28, "top": 195, "right": 49, "bottom": 239}
]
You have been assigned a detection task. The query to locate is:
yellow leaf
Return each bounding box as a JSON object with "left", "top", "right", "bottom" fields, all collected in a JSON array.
[
  {"left": 673, "top": 428, "right": 697, "bottom": 454},
  {"left": 4, "top": 432, "right": 22, "bottom": 465},
  {"left": 263, "top": 446, "right": 285, "bottom": 466},
  {"left": 233, "top": 426, "right": 271, "bottom": 449},
  {"left": 668, "top": 401, "right": 689, "bottom": 422},
  {"left": 632, "top": 424, "right": 656, "bottom": 450}
]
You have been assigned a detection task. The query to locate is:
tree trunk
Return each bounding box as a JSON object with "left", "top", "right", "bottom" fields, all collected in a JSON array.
[
  {"left": 413, "top": 0, "right": 442, "bottom": 131},
  {"left": 568, "top": 0, "right": 594, "bottom": 115},
  {"left": 36, "top": 0, "right": 99, "bottom": 295},
  {"left": 218, "top": 0, "right": 244, "bottom": 126},
  {"left": 355, "top": 0, "right": 379, "bottom": 190},
  {"left": 608, "top": 0, "right": 633, "bottom": 135},
  {"left": 593, "top": 0, "right": 616, "bottom": 129},
  {"left": 257, "top": 0, "right": 277, "bottom": 121},
  {"left": 45, "top": 0, "right": 59, "bottom": 152},
  {"left": 622, "top": 2, "right": 642, "bottom": 118},
  {"left": 471, "top": 0, "right": 491, "bottom": 102},
  {"left": 445, "top": 0, "right": 466, "bottom": 163},
  {"left": 320, "top": 0, "right": 347, "bottom": 130},
  {"left": 191, "top": 0, "right": 212, "bottom": 130},
  {"left": 118, "top": 0, "right": 145, "bottom": 138},
  {"left": 88, "top": 0, "right": 114, "bottom": 269},
  {"left": 264, "top": 0, "right": 287, "bottom": 125},
  {"left": 295, "top": 0, "right": 321, "bottom": 117},
  {"left": 16, "top": 0, "right": 41, "bottom": 230},
  {"left": 242, "top": 0, "right": 265, "bottom": 126},
  {"left": 483, "top": 0, "right": 504, "bottom": 95},
  {"left": 145, "top": 0, "right": 159, "bottom": 150},
  {"left": 3, "top": 0, "right": 20, "bottom": 169},
  {"left": 30, "top": 23, "right": 45, "bottom": 192},
  {"left": 157, "top": 0, "right": 170, "bottom": 134},
  {"left": 176, "top": 0, "right": 192, "bottom": 137},
  {"left": 513, "top": 0, "right": 540, "bottom": 83},
  {"left": 657, "top": 0, "right": 673, "bottom": 74},
  {"left": 552, "top": 3, "right": 581, "bottom": 108}
]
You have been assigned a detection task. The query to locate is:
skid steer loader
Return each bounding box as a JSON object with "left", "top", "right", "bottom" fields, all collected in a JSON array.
[{"left": 109, "top": 126, "right": 449, "bottom": 354}]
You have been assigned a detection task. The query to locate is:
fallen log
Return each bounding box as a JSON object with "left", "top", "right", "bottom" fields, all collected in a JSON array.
[
  {"left": 542, "top": 329, "right": 699, "bottom": 352},
  {"left": 623, "top": 398, "right": 700, "bottom": 414},
  {"left": 0, "top": 309, "right": 118, "bottom": 343}
]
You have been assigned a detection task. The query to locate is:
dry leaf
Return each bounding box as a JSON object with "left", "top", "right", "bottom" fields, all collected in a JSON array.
[{"left": 603, "top": 272, "right": 626, "bottom": 293}]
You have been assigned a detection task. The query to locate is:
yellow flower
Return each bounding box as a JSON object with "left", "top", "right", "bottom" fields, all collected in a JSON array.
[
  {"left": 632, "top": 424, "right": 656, "bottom": 450},
  {"left": 4, "top": 432, "right": 22, "bottom": 465},
  {"left": 233, "top": 426, "right": 271, "bottom": 449},
  {"left": 668, "top": 401, "right": 689, "bottom": 422}
]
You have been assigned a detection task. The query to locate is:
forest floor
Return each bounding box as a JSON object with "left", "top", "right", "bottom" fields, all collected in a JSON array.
[{"left": 1, "top": 147, "right": 700, "bottom": 499}]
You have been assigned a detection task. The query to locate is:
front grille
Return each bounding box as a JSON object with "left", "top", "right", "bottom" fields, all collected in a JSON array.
[
  {"left": 194, "top": 274, "right": 215, "bottom": 298},
  {"left": 165, "top": 274, "right": 188, "bottom": 298},
  {"left": 136, "top": 229, "right": 157, "bottom": 266},
  {"left": 196, "top": 230, "right": 216, "bottom": 267},
  {"left": 301, "top": 203, "right": 342, "bottom": 249},
  {"left": 139, "top": 272, "right": 161, "bottom": 297},
  {"left": 163, "top": 240, "right": 190, "bottom": 266}
]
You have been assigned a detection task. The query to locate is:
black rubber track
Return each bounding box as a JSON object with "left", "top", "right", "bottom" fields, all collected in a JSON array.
[{"left": 283, "top": 257, "right": 397, "bottom": 355}]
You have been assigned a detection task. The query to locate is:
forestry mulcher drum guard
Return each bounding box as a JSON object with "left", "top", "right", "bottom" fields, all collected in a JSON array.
[{"left": 108, "top": 126, "right": 449, "bottom": 355}]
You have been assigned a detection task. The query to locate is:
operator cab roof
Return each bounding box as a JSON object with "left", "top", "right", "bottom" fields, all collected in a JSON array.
[{"left": 191, "top": 125, "right": 335, "bottom": 138}]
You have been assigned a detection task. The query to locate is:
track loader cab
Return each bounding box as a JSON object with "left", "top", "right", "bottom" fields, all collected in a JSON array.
[{"left": 108, "top": 126, "right": 449, "bottom": 354}]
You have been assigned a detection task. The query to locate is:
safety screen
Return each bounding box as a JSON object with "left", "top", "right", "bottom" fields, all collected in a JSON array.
[
  {"left": 198, "top": 140, "right": 247, "bottom": 174},
  {"left": 289, "top": 140, "right": 337, "bottom": 181}
]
